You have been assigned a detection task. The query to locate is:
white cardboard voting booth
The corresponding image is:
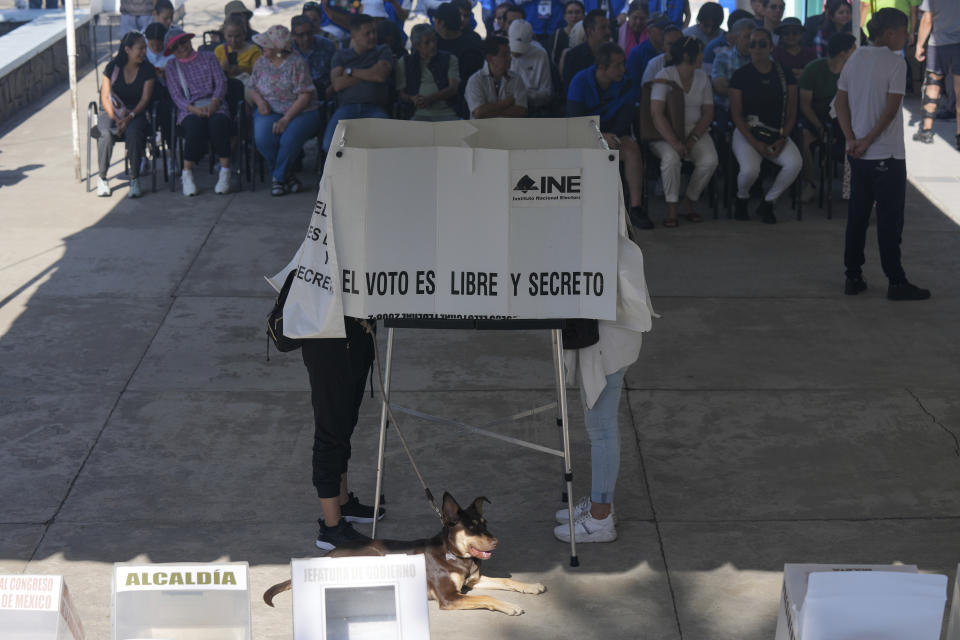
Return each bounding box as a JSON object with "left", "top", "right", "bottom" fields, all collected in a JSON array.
[
  {"left": 775, "top": 564, "right": 947, "bottom": 640},
  {"left": 291, "top": 555, "right": 429, "bottom": 640},
  {"left": 0, "top": 575, "right": 84, "bottom": 640},
  {"left": 269, "top": 117, "right": 651, "bottom": 567},
  {"left": 946, "top": 565, "right": 960, "bottom": 640},
  {"left": 112, "top": 562, "right": 251, "bottom": 640}
]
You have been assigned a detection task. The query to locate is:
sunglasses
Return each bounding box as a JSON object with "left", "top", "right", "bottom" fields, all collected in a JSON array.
[{"left": 748, "top": 40, "right": 770, "bottom": 48}]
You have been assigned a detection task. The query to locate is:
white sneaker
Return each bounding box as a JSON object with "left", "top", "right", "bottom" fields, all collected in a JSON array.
[
  {"left": 214, "top": 167, "right": 231, "bottom": 194},
  {"left": 555, "top": 496, "right": 614, "bottom": 523},
  {"left": 128, "top": 177, "right": 142, "bottom": 198},
  {"left": 553, "top": 511, "right": 617, "bottom": 543},
  {"left": 801, "top": 182, "right": 817, "bottom": 203},
  {"left": 181, "top": 170, "right": 197, "bottom": 196},
  {"left": 96, "top": 177, "right": 111, "bottom": 197}
]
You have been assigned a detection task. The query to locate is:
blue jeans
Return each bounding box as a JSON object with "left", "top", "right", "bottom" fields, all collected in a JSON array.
[
  {"left": 582, "top": 366, "right": 627, "bottom": 505},
  {"left": 254, "top": 109, "right": 322, "bottom": 182},
  {"left": 321, "top": 102, "right": 389, "bottom": 153}
]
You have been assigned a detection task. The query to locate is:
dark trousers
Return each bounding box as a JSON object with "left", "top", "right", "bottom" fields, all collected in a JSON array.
[
  {"left": 844, "top": 156, "right": 907, "bottom": 284},
  {"left": 301, "top": 318, "right": 375, "bottom": 499},
  {"left": 97, "top": 112, "right": 149, "bottom": 180},
  {"left": 179, "top": 113, "right": 231, "bottom": 163},
  {"left": 154, "top": 85, "right": 174, "bottom": 148}
]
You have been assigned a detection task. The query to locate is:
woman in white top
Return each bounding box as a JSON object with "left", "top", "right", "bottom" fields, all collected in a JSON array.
[{"left": 649, "top": 36, "right": 718, "bottom": 226}]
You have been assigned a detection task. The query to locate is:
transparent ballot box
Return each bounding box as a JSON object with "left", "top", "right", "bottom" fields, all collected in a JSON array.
[
  {"left": 0, "top": 575, "right": 84, "bottom": 640},
  {"left": 111, "top": 562, "right": 251, "bottom": 640}
]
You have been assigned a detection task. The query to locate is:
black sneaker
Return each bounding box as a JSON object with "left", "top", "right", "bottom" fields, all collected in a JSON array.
[
  {"left": 887, "top": 282, "right": 931, "bottom": 301},
  {"left": 844, "top": 276, "right": 867, "bottom": 295},
  {"left": 340, "top": 492, "right": 385, "bottom": 523},
  {"left": 757, "top": 200, "right": 776, "bottom": 224},
  {"left": 734, "top": 197, "right": 750, "bottom": 220},
  {"left": 270, "top": 180, "right": 286, "bottom": 197},
  {"left": 629, "top": 207, "right": 655, "bottom": 230},
  {"left": 315, "top": 518, "right": 372, "bottom": 551},
  {"left": 913, "top": 128, "right": 935, "bottom": 144},
  {"left": 285, "top": 175, "right": 302, "bottom": 194}
]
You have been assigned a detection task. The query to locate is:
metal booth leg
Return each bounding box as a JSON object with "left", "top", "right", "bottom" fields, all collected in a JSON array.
[
  {"left": 553, "top": 329, "right": 578, "bottom": 567},
  {"left": 371, "top": 327, "right": 395, "bottom": 539},
  {"left": 551, "top": 330, "right": 568, "bottom": 504}
]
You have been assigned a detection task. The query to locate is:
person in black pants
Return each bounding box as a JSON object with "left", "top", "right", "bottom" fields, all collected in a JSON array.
[
  {"left": 835, "top": 9, "right": 930, "bottom": 301},
  {"left": 302, "top": 317, "right": 385, "bottom": 550},
  {"left": 96, "top": 31, "right": 155, "bottom": 199}
]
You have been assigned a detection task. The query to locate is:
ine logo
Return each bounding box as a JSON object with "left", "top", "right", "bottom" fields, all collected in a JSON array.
[
  {"left": 514, "top": 175, "right": 539, "bottom": 193},
  {"left": 511, "top": 169, "right": 583, "bottom": 207}
]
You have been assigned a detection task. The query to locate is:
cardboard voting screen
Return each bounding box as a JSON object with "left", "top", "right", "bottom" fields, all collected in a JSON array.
[
  {"left": 291, "top": 555, "right": 429, "bottom": 640},
  {"left": 112, "top": 562, "right": 251, "bottom": 640},
  {"left": 943, "top": 564, "right": 960, "bottom": 640},
  {"left": 0, "top": 575, "right": 84, "bottom": 640},
  {"left": 271, "top": 117, "right": 622, "bottom": 338},
  {"left": 775, "top": 563, "right": 948, "bottom": 640}
]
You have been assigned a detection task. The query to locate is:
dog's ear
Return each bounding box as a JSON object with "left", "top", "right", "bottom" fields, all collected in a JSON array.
[
  {"left": 472, "top": 496, "right": 491, "bottom": 515},
  {"left": 442, "top": 492, "right": 461, "bottom": 524}
]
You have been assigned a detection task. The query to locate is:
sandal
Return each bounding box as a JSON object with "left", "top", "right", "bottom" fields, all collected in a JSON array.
[
  {"left": 663, "top": 217, "right": 679, "bottom": 228},
  {"left": 684, "top": 212, "right": 703, "bottom": 223}
]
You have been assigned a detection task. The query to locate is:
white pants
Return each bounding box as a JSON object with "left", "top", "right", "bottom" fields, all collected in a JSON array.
[
  {"left": 650, "top": 134, "right": 719, "bottom": 204},
  {"left": 732, "top": 129, "right": 803, "bottom": 202}
]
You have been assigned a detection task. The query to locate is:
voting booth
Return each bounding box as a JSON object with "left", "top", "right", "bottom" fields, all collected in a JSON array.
[
  {"left": 290, "top": 555, "right": 430, "bottom": 640},
  {"left": 947, "top": 565, "right": 960, "bottom": 640},
  {"left": 775, "top": 564, "right": 948, "bottom": 640},
  {"left": 0, "top": 575, "right": 84, "bottom": 640},
  {"left": 270, "top": 117, "right": 652, "bottom": 566},
  {"left": 111, "top": 562, "right": 251, "bottom": 640}
]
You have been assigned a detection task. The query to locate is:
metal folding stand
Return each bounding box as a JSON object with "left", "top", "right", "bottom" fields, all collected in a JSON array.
[{"left": 370, "top": 319, "right": 580, "bottom": 567}]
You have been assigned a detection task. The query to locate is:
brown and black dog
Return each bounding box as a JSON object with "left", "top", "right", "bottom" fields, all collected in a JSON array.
[{"left": 264, "top": 492, "right": 546, "bottom": 615}]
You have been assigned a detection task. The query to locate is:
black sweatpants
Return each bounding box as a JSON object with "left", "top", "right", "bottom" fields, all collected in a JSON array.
[
  {"left": 97, "top": 112, "right": 149, "bottom": 180},
  {"left": 179, "top": 113, "right": 231, "bottom": 163},
  {"left": 301, "top": 317, "right": 375, "bottom": 499},
  {"left": 844, "top": 156, "right": 907, "bottom": 284}
]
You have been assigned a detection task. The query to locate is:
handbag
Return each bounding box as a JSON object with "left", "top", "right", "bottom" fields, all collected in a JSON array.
[
  {"left": 561, "top": 319, "right": 599, "bottom": 350},
  {"left": 748, "top": 62, "right": 788, "bottom": 146},
  {"left": 266, "top": 270, "right": 304, "bottom": 353},
  {"left": 638, "top": 78, "right": 685, "bottom": 142}
]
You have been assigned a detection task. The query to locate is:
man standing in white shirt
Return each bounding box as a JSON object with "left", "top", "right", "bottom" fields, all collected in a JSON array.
[
  {"left": 835, "top": 8, "right": 930, "bottom": 301},
  {"left": 508, "top": 20, "right": 553, "bottom": 113},
  {"left": 465, "top": 35, "right": 529, "bottom": 118}
]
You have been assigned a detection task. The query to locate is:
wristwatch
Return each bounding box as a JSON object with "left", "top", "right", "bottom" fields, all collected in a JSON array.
[{"left": 345, "top": 67, "right": 353, "bottom": 77}]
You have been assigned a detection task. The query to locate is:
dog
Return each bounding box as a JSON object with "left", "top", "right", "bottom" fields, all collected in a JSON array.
[{"left": 263, "top": 492, "right": 546, "bottom": 615}]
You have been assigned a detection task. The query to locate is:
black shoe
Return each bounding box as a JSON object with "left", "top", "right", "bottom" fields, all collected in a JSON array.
[
  {"left": 757, "top": 200, "right": 776, "bottom": 224},
  {"left": 271, "top": 179, "right": 286, "bottom": 196},
  {"left": 887, "top": 281, "right": 931, "bottom": 301},
  {"left": 629, "top": 207, "right": 655, "bottom": 230},
  {"left": 913, "top": 128, "right": 935, "bottom": 144},
  {"left": 844, "top": 276, "right": 867, "bottom": 295},
  {"left": 340, "top": 492, "right": 385, "bottom": 523},
  {"left": 734, "top": 197, "right": 751, "bottom": 220},
  {"left": 315, "top": 518, "right": 372, "bottom": 551},
  {"left": 285, "top": 175, "right": 302, "bottom": 194}
]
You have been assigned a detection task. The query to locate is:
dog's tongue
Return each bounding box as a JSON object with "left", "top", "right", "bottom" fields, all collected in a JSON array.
[{"left": 469, "top": 546, "right": 492, "bottom": 560}]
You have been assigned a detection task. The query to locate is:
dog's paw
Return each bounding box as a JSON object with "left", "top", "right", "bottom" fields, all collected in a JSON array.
[
  {"left": 522, "top": 582, "right": 546, "bottom": 594},
  {"left": 503, "top": 603, "right": 525, "bottom": 616}
]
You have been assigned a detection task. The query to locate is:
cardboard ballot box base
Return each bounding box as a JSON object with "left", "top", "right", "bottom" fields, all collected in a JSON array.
[
  {"left": 946, "top": 564, "right": 960, "bottom": 640},
  {"left": 0, "top": 575, "right": 84, "bottom": 640},
  {"left": 774, "top": 563, "right": 951, "bottom": 640}
]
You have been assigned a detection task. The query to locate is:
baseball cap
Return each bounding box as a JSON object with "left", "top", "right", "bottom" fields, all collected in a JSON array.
[
  {"left": 163, "top": 26, "right": 195, "bottom": 55},
  {"left": 508, "top": 19, "right": 533, "bottom": 55},
  {"left": 647, "top": 12, "right": 674, "bottom": 30}
]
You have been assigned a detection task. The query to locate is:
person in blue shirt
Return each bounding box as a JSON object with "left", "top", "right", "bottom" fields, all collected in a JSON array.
[
  {"left": 626, "top": 13, "right": 672, "bottom": 86},
  {"left": 582, "top": 0, "right": 629, "bottom": 25},
  {"left": 519, "top": 0, "right": 566, "bottom": 40},
  {"left": 646, "top": 0, "right": 689, "bottom": 27},
  {"left": 567, "top": 42, "right": 652, "bottom": 229},
  {"left": 703, "top": 8, "right": 753, "bottom": 65}
]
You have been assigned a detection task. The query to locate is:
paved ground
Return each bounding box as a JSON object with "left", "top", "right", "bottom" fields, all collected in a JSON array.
[{"left": 2, "top": 9, "right": 960, "bottom": 638}]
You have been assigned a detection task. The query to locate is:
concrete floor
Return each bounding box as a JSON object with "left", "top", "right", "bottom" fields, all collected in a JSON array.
[{"left": 2, "top": 10, "right": 960, "bottom": 638}]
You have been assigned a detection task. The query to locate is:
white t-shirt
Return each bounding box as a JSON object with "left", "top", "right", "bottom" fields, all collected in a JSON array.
[
  {"left": 641, "top": 53, "right": 667, "bottom": 86},
  {"left": 837, "top": 45, "right": 906, "bottom": 161},
  {"left": 362, "top": 0, "right": 412, "bottom": 18},
  {"left": 464, "top": 64, "right": 528, "bottom": 117},
  {"left": 651, "top": 66, "right": 713, "bottom": 133}
]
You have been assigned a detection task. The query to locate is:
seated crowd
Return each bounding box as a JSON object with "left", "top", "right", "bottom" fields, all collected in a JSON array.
[{"left": 95, "top": 0, "right": 865, "bottom": 226}]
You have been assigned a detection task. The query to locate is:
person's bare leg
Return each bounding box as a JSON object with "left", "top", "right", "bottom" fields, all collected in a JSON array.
[
  {"left": 183, "top": 160, "right": 195, "bottom": 171},
  {"left": 219, "top": 157, "right": 230, "bottom": 169},
  {"left": 320, "top": 474, "right": 350, "bottom": 527},
  {"left": 680, "top": 195, "right": 698, "bottom": 217},
  {"left": 590, "top": 502, "right": 612, "bottom": 519},
  {"left": 665, "top": 201, "right": 679, "bottom": 221},
  {"left": 922, "top": 74, "right": 943, "bottom": 131},
  {"left": 801, "top": 128, "right": 817, "bottom": 185}
]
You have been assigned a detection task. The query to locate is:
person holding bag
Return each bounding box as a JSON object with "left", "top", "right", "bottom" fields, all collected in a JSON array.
[
  {"left": 729, "top": 26, "right": 801, "bottom": 224},
  {"left": 648, "top": 36, "right": 717, "bottom": 226},
  {"left": 95, "top": 31, "right": 156, "bottom": 199}
]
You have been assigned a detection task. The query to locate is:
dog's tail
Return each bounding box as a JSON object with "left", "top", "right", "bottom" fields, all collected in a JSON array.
[{"left": 263, "top": 580, "right": 292, "bottom": 607}]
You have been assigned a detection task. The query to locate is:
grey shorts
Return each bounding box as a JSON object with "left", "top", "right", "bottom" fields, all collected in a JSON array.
[{"left": 927, "top": 42, "right": 960, "bottom": 77}]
